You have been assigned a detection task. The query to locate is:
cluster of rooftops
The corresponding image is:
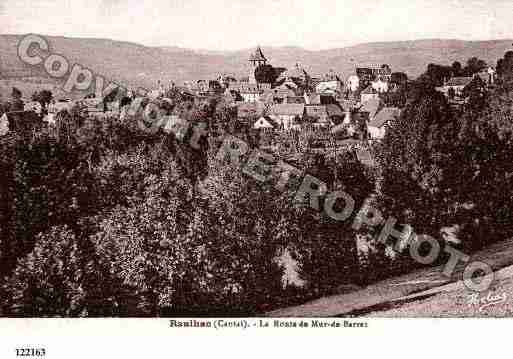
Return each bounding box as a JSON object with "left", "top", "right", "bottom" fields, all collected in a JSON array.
[{"left": 7, "top": 46, "right": 495, "bottom": 144}]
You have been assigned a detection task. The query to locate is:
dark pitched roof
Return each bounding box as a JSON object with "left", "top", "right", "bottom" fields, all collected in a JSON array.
[
  {"left": 368, "top": 107, "right": 401, "bottom": 128},
  {"left": 445, "top": 77, "right": 473, "bottom": 87},
  {"left": 250, "top": 46, "right": 267, "bottom": 62},
  {"left": 255, "top": 46, "right": 267, "bottom": 60},
  {"left": 254, "top": 116, "right": 279, "bottom": 129}
]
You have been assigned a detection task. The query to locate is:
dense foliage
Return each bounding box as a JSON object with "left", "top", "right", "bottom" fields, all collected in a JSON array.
[
  {"left": 377, "top": 52, "right": 513, "bottom": 279},
  {"left": 0, "top": 96, "right": 377, "bottom": 316},
  {"left": 1, "top": 50, "right": 513, "bottom": 316}
]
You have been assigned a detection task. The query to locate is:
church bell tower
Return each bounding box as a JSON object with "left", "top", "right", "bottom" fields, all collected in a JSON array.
[{"left": 248, "top": 46, "right": 267, "bottom": 84}]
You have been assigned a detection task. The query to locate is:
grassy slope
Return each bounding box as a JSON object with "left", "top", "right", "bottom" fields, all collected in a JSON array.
[
  {"left": 366, "top": 265, "right": 513, "bottom": 317},
  {"left": 267, "top": 238, "right": 513, "bottom": 317}
]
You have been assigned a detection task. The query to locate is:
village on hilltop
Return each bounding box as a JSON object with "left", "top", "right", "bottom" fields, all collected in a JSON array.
[{"left": 1, "top": 45, "right": 498, "bottom": 158}]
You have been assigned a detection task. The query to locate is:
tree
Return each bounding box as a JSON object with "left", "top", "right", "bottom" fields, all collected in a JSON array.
[
  {"left": 11, "top": 87, "right": 22, "bottom": 100},
  {"left": 384, "top": 72, "right": 409, "bottom": 107},
  {"left": 464, "top": 57, "right": 487, "bottom": 75},
  {"left": 462, "top": 76, "right": 487, "bottom": 111},
  {"left": 199, "top": 153, "right": 289, "bottom": 313},
  {"left": 102, "top": 87, "right": 119, "bottom": 112},
  {"left": 91, "top": 150, "right": 288, "bottom": 315},
  {"left": 273, "top": 67, "right": 287, "bottom": 79},
  {"left": 0, "top": 94, "right": 6, "bottom": 116},
  {"left": 379, "top": 84, "right": 456, "bottom": 237},
  {"left": 451, "top": 61, "right": 463, "bottom": 77},
  {"left": 2, "top": 226, "right": 121, "bottom": 317},
  {"left": 379, "top": 72, "right": 513, "bottom": 257},
  {"left": 381, "top": 64, "right": 391, "bottom": 72},
  {"left": 391, "top": 72, "right": 408, "bottom": 86},
  {"left": 10, "top": 87, "right": 24, "bottom": 111},
  {"left": 497, "top": 51, "right": 513, "bottom": 86},
  {"left": 449, "top": 88, "right": 513, "bottom": 251},
  {"left": 91, "top": 168, "right": 210, "bottom": 315},
  {"left": 421, "top": 64, "right": 453, "bottom": 87},
  {"left": 1, "top": 137, "right": 95, "bottom": 271},
  {"left": 2, "top": 226, "right": 86, "bottom": 316},
  {"left": 254, "top": 64, "right": 278, "bottom": 85},
  {"left": 32, "top": 89, "right": 53, "bottom": 111},
  {"left": 289, "top": 152, "right": 375, "bottom": 293}
]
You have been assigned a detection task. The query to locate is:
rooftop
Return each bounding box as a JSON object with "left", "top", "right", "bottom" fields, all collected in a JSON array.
[
  {"left": 254, "top": 116, "right": 280, "bottom": 129},
  {"left": 249, "top": 46, "right": 267, "bottom": 62},
  {"left": 445, "top": 77, "right": 473, "bottom": 87}
]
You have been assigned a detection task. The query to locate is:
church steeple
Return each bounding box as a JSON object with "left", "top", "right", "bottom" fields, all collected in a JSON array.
[
  {"left": 248, "top": 46, "right": 268, "bottom": 84},
  {"left": 249, "top": 45, "right": 267, "bottom": 67}
]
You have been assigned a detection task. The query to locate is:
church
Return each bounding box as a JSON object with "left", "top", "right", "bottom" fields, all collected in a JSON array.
[
  {"left": 248, "top": 46, "right": 268, "bottom": 84},
  {"left": 229, "top": 46, "right": 272, "bottom": 102}
]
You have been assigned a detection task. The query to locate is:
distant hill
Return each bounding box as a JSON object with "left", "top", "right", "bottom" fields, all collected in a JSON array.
[{"left": 1, "top": 34, "right": 512, "bottom": 91}]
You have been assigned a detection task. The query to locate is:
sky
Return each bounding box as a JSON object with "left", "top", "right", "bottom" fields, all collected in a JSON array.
[{"left": 1, "top": 0, "right": 512, "bottom": 50}]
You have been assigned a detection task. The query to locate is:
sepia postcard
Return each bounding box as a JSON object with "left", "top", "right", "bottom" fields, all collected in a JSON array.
[{"left": 0, "top": 0, "right": 513, "bottom": 357}]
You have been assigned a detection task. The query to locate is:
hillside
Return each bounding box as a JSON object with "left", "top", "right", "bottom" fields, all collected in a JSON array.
[
  {"left": 1, "top": 34, "right": 512, "bottom": 90},
  {"left": 268, "top": 238, "right": 513, "bottom": 317}
]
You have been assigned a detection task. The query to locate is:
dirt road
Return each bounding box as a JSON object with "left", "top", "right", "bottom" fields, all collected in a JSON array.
[{"left": 268, "top": 238, "right": 513, "bottom": 317}]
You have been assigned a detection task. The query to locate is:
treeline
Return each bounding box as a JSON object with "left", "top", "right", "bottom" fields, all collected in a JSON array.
[
  {"left": 0, "top": 95, "right": 379, "bottom": 316},
  {"left": 374, "top": 50, "right": 513, "bottom": 275},
  {"left": 380, "top": 56, "right": 493, "bottom": 108}
]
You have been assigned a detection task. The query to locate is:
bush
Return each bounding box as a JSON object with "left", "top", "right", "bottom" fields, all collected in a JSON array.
[{"left": 2, "top": 226, "right": 102, "bottom": 316}]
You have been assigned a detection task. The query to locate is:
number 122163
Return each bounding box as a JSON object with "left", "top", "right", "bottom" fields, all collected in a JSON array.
[{"left": 16, "top": 348, "right": 46, "bottom": 357}]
